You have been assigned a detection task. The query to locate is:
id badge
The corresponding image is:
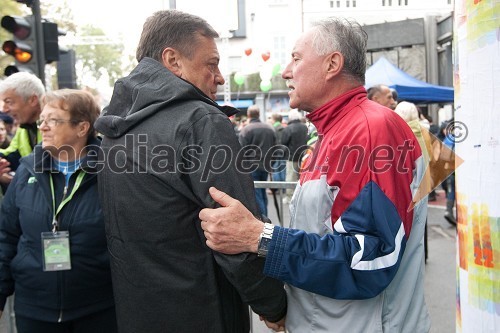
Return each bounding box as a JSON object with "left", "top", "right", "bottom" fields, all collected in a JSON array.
[{"left": 41, "top": 231, "right": 71, "bottom": 271}]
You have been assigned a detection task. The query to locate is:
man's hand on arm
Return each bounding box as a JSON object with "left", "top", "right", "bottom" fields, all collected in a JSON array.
[{"left": 199, "top": 186, "right": 265, "bottom": 254}]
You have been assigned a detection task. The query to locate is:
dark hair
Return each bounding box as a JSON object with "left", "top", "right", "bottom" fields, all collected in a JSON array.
[
  {"left": 247, "top": 105, "right": 260, "bottom": 119},
  {"left": 44, "top": 89, "right": 101, "bottom": 138},
  {"left": 136, "top": 10, "right": 219, "bottom": 62},
  {"left": 271, "top": 113, "right": 282, "bottom": 123}
]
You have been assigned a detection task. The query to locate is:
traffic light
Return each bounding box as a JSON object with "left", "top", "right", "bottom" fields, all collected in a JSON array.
[
  {"left": 43, "top": 21, "right": 65, "bottom": 63},
  {"left": 1, "top": 15, "right": 40, "bottom": 77}
]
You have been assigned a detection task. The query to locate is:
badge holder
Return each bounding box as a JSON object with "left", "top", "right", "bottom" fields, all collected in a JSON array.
[{"left": 41, "top": 231, "right": 71, "bottom": 271}]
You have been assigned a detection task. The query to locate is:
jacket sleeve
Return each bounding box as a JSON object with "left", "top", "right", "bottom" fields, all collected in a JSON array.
[
  {"left": 0, "top": 169, "right": 22, "bottom": 310},
  {"left": 181, "top": 112, "right": 286, "bottom": 322},
  {"left": 263, "top": 180, "right": 409, "bottom": 300}
]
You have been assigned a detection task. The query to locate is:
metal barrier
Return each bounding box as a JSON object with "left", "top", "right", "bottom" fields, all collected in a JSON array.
[{"left": 253, "top": 181, "right": 297, "bottom": 227}]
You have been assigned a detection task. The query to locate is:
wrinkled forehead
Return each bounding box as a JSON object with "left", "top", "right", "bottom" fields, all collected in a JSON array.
[
  {"left": 0, "top": 89, "right": 20, "bottom": 100},
  {"left": 293, "top": 29, "right": 316, "bottom": 50},
  {"left": 41, "top": 103, "right": 68, "bottom": 117}
]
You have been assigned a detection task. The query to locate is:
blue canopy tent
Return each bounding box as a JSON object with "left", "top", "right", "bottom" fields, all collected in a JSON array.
[{"left": 365, "top": 57, "right": 454, "bottom": 104}]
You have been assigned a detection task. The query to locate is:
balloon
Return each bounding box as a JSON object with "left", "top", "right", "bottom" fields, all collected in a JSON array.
[
  {"left": 260, "top": 80, "right": 272, "bottom": 92},
  {"left": 261, "top": 52, "right": 270, "bottom": 62},
  {"left": 244, "top": 48, "right": 252, "bottom": 56},
  {"left": 272, "top": 63, "right": 281, "bottom": 76},
  {"left": 234, "top": 72, "right": 245, "bottom": 86}
]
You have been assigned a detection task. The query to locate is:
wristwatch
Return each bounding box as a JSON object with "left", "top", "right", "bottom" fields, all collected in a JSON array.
[{"left": 257, "top": 223, "right": 275, "bottom": 257}]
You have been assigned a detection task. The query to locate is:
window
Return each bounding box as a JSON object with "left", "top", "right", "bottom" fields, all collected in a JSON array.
[
  {"left": 337, "top": 0, "right": 341, "bottom": 6},
  {"left": 346, "top": 0, "right": 350, "bottom": 7},
  {"left": 405, "top": 0, "right": 409, "bottom": 5},
  {"left": 273, "top": 36, "right": 287, "bottom": 66},
  {"left": 389, "top": 0, "right": 392, "bottom": 5},
  {"left": 353, "top": 0, "right": 356, "bottom": 6},
  {"left": 330, "top": 0, "right": 334, "bottom": 7},
  {"left": 382, "top": 0, "right": 385, "bottom": 6},
  {"left": 398, "top": 0, "right": 402, "bottom": 5}
]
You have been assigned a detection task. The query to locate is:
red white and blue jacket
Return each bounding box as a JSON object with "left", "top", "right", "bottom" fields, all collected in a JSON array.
[{"left": 264, "top": 86, "right": 430, "bottom": 332}]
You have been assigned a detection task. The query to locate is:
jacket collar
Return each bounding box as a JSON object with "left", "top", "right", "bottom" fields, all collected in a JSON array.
[
  {"left": 306, "top": 86, "right": 367, "bottom": 135},
  {"left": 31, "top": 136, "right": 102, "bottom": 174}
]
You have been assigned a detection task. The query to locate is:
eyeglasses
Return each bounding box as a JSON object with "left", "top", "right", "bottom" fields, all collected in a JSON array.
[{"left": 36, "top": 118, "right": 78, "bottom": 128}]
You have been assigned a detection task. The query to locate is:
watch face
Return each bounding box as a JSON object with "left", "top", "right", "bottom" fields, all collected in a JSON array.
[{"left": 258, "top": 237, "right": 271, "bottom": 257}]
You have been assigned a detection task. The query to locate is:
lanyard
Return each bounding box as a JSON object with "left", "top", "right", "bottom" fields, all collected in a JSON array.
[{"left": 49, "top": 171, "right": 85, "bottom": 233}]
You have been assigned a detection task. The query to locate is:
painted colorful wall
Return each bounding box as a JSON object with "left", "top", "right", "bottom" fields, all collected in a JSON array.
[{"left": 454, "top": 0, "right": 500, "bottom": 331}]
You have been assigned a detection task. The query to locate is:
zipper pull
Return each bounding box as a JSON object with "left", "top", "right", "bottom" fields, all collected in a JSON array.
[{"left": 63, "top": 185, "right": 68, "bottom": 197}]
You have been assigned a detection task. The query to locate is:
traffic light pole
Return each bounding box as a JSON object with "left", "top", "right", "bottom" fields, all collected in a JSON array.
[{"left": 31, "top": 0, "right": 45, "bottom": 84}]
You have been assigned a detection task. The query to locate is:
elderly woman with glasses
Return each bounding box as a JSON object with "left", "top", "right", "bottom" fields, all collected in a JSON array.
[{"left": 0, "top": 89, "right": 117, "bottom": 333}]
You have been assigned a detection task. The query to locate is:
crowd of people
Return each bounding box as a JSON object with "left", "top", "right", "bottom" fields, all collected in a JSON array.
[{"left": 0, "top": 9, "right": 457, "bottom": 333}]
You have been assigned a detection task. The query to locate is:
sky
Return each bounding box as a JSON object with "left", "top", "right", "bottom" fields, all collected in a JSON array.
[
  {"left": 65, "top": 0, "right": 237, "bottom": 53},
  {"left": 66, "top": 0, "right": 167, "bottom": 52},
  {"left": 60, "top": 0, "right": 238, "bottom": 92}
]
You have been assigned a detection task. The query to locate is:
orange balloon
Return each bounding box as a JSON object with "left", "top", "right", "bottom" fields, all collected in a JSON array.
[
  {"left": 245, "top": 48, "right": 252, "bottom": 56},
  {"left": 261, "top": 52, "right": 270, "bottom": 62}
]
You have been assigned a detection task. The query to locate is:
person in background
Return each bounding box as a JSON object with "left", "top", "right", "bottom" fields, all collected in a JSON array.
[
  {"left": 0, "top": 120, "right": 10, "bottom": 150},
  {"left": 426, "top": 114, "right": 439, "bottom": 138},
  {"left": 230, "top": 115, "right": 240, "bottom": 137},
  {"left": 200, "top": 17, "right": 429, "bottom": 332},
  {"left": 0, "top": 89, "right": 117, "bottom": 333},
  {"left": 395, "top": 101, "right": 433, "bottom": 261},
  {"left": 0, "top": 114, "right": 16, "bottom": 141},
  {"left": 441, "top": 119, "right": 457, "bottom": 225},
  {"left": 280, "top": 109, "right": 308, "bottom": 204},
  {"left": 391, "top": 88, "right": 399, "bottom": 107},
  {"left": 239, "top": 105, "right": 277, "bottom": 218},
  {"left": 367, "top": 83, "right": 397, "bottom": 110},
  {"left": 0, "top": 120, "right": 11, "bottom": 197},
  {"left": 0, "top": 120, "right": 9, "bottom": 202},
  {"left": 270, "top": 113, "right": 286, "bottom": 185},
  {"left": 94, "top": 10, "right": 286, "bottom": 333},
  {"left": 0, "top": 72, "right": 44, "bottom": 186}
]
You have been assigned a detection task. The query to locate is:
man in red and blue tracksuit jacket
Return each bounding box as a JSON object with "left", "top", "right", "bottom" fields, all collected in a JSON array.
[{"left": 263, "top": 86, "right": 430, "bottom": 332}]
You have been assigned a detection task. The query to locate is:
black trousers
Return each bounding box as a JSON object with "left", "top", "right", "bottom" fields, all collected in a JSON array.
[{"left": 16, "top": 307, "right": 117, "bottom": 333}]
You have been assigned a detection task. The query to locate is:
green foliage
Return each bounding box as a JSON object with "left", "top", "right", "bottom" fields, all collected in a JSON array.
[
  {"left": 2, "top": 1, "right": 130, "bottom": 87},
  {"left": 41, "top": 0, "right": 77, "bottom": 34},
  {"left": 73, "top": 25, "right": 126, "bottom": 86}
]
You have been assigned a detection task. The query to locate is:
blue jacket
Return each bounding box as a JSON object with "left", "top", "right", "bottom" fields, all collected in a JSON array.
[{"left": 0, "top": 138, "right": 114, "bottom": 322}]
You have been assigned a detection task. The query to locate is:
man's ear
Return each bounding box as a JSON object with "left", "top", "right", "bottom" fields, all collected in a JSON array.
[
  {"left": 326, "top": 52, "right": 344, "bottom": 79},
  {"left": 161, "top": 48, "right": 182, "bottom": 77},
  {"left": 28, "top": 95, "right": 39, "bottom": 108}
]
